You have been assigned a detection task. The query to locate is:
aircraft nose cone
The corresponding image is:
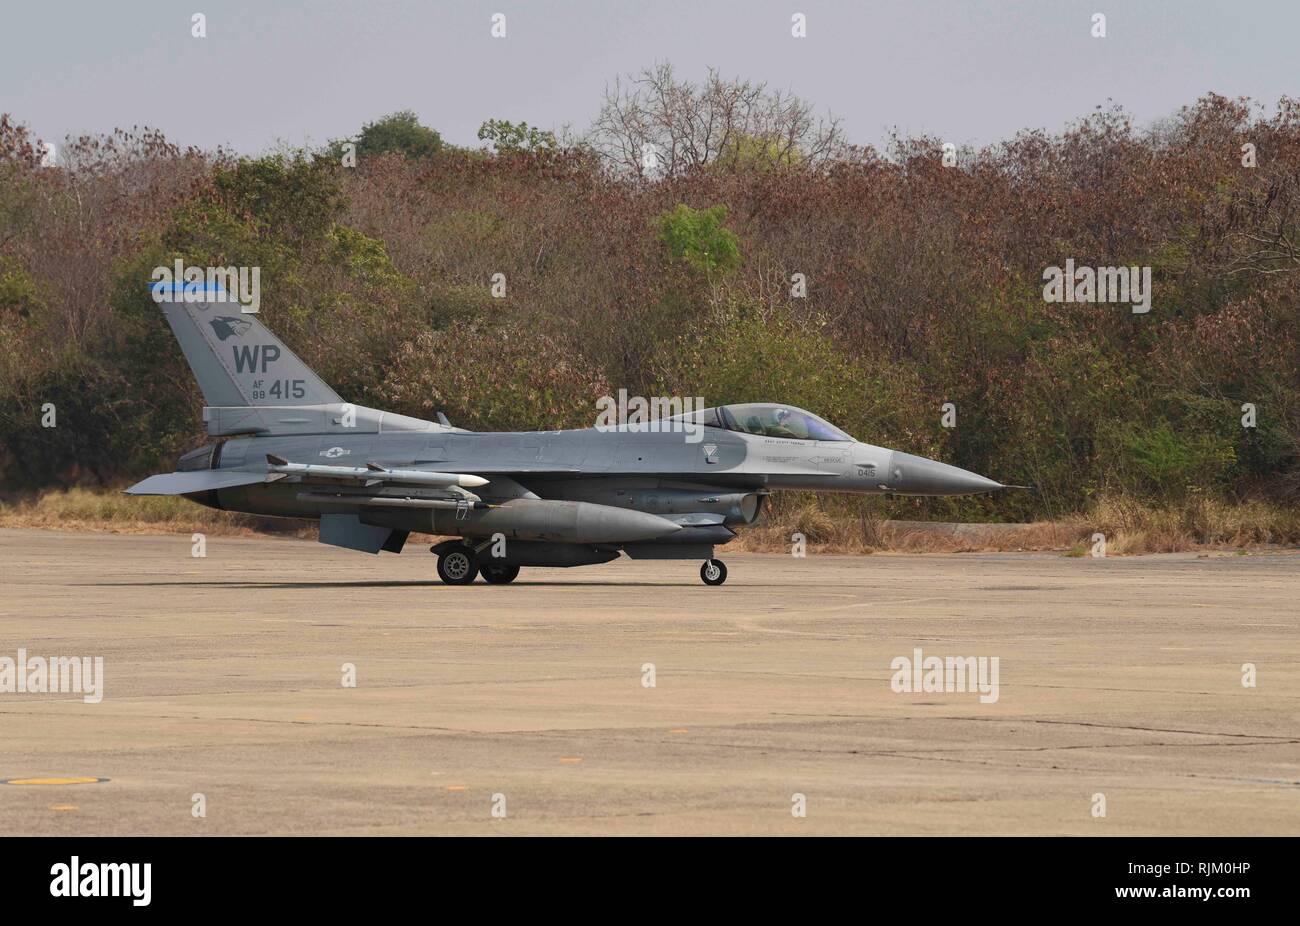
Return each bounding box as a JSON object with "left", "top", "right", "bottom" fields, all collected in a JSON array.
[{"left": 888, "top": 451, "right": 1004, "bottom": 496}]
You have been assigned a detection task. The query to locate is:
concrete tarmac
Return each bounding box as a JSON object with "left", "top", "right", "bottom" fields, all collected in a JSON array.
[{"left": 1, "top": 528, "right": 1297, "bottom": 835}]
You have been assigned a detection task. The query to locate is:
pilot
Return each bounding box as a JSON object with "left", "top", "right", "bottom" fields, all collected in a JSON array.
[{"left": 767, "top": 407, "right": 800, "bottom": 439}]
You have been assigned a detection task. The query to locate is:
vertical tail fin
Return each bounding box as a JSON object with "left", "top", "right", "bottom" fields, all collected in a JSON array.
[{"left": 154, "top": 287, "right": 341, "bottom": 408}]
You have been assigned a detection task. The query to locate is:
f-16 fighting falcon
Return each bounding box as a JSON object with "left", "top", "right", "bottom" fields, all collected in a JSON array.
[{"left": 128, "top": 291, "right": 1009, "bottom": 585}]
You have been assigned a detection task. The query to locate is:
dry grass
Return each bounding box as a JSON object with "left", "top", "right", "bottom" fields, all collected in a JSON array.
[
  {"left": 1061, "top": 493, "right": 1300, "bottom": 555},
  {"left": 0, "top": 487, "right": 313, "bottom": 538},
  {"left": 736, "top": 508, "right": 1074, "bottom": 555},
  {"left": 2, "top": 488, "right": 1296, "bottom": 556},
  {"left": 734, "top": 493, "right": 1300, "bottom": 556}
]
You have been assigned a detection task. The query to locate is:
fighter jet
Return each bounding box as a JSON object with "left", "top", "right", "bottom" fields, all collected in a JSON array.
[{"left": 127, "top": 291, "right": 1008, "bottom": 585}]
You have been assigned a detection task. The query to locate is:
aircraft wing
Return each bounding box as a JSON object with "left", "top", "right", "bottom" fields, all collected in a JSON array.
[{"left": 124, "top": 470, "right": 271, "bottom": 496}]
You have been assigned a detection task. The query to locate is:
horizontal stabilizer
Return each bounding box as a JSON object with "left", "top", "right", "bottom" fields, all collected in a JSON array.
[{"left": 124, "top": 470, "right": 269, "bottom": 496}]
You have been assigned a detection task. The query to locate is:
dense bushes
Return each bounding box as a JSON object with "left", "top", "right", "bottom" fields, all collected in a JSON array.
[{"left": 0, "top": 94, "right": 1297, "bottom": 521}]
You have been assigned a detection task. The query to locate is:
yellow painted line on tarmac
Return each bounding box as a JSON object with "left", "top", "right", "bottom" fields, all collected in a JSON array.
[{"left": 2, "top": 777, "right": 108, "bottom": 786}]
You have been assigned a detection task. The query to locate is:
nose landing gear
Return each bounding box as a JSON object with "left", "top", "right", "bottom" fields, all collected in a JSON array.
[{"left": 700, "top": 559, "right": 728, "bottom": 586}]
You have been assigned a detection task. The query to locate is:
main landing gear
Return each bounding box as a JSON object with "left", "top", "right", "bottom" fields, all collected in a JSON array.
[
  {"left": 435, "top": 546, "right": 478, "bottom": 585},
  {"left": 432, "top": 542, "right": 521, "bottom": 585},
  {"left": 700, "top": 559, "right": 728, "bottom": 586}
]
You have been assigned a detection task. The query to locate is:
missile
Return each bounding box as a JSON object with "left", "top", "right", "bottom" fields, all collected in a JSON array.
[
  {"left": 265, "top": 454, "right": 488, "bottom": 489},
  {"left": 297, "top": 492, "right": 490, "bottom": 510}
]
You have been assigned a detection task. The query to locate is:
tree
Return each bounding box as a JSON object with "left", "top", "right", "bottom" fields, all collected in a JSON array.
[
  {"left": 0, "top": 115, "right": 42, "bottom": 251},
  {"left": 477, "top": 119, "right": 557, "bottom": 154},
  {"left": 657, "top": 204, "right": 741, "bottom": 275},
  {"left": 211, "top": 153, "right": 343, "bottom": 246},
  {"left": 354, "top": 111, "right": 444, "bottom": 160},
  {"left": 0, "top": 257, "right": 44, "bottom": 320},
  {"left": 588, "top": 63, "right": 847, "bottom": 177},
  {"left": 712, "top": 132, "right": 806, "bottom": 172}
]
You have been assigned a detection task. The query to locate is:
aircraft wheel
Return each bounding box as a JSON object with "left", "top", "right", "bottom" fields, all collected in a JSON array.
[
  {"left": 700, "top": 559, "right": 727, "bottom": 586},
  {"left": 437, "top": 547, "right": 479, "bottom": 585},
  {"left": 481, "top": 564, "right": 521, "bottom": 584}
]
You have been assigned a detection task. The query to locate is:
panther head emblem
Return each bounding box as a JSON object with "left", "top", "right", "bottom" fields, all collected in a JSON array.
[{"left": 209, "top": 316, "right": 253, "bottom": 341}]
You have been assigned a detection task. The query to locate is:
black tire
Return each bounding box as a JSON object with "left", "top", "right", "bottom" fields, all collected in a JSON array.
[
  {"left": 700, "top": 559, "right": 727, "bottom": 586},
  {"left": 437, "top": 547, "right": 479, "bottom": 585},
  {"left": 481, "top": 564, "right": 521, "bottom": 584}
]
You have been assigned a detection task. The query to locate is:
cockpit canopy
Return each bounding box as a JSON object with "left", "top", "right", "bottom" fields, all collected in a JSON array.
[{"left": 674, "top": 404, "right": 855, "bottom": 442}]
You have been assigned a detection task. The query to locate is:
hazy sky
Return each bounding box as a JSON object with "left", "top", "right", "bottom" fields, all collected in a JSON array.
[{"left": 3, "top": 0, "right": 1296, "bottom": 155}]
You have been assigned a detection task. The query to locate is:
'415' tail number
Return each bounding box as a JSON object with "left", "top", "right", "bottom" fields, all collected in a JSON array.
[{"left": 252, "top": 379, "right": 306, "bottom": 400}]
